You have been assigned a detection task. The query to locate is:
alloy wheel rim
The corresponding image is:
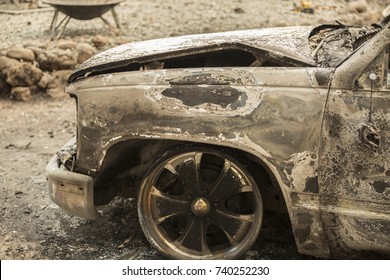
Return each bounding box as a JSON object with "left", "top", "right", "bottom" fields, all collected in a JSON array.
[{"left": 140, "top": 150, "right": 262, "bottom": 259}]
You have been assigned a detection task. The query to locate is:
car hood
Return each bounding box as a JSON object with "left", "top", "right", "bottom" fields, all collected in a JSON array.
[{"left": 69, "top": 26, "right": 316, "bottom": 82}]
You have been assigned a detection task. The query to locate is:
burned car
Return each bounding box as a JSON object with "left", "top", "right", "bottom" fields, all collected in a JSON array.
[{"left": 46, "top": 19, "right": 390, "bottom": 259}]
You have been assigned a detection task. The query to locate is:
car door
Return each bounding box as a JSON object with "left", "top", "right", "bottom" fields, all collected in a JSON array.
[{"left": 319, "top": 28, "right": 390, "bottom": 256}]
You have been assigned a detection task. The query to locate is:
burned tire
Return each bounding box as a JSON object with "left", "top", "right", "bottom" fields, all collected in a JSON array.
[{"left": 137, "top": 147, "right": 263, "bottom": 259}]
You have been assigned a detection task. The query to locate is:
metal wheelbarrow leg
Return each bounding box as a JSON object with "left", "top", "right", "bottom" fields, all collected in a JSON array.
[
  {"left": 111, "top": 7, "right": 122, "bottom": 31},
  {"left": 49, "top": 9, "right": 71, "bottom": 40},
  {"left": 44, "top": 0, "right": 125, "bottom": 40},
  {"left": 99, "top": 6, "right": 122, "bottom": 35}
]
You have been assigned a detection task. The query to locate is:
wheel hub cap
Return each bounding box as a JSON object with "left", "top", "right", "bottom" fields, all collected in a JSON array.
[{"left": 191, "top": 197, "right": 210, "bottom": 217}]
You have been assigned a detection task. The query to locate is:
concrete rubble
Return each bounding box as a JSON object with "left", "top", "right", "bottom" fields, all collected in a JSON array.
[
  {"left": 0, "top": 39, "right": 101, "bottom": 101},
  {"left": 6, "top": 47, "right": 35, "bottom": 62}
]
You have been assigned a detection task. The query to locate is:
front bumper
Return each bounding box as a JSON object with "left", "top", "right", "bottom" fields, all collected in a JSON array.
[{"left": 46, "top": 137, "right": 97, "bottom": 219}]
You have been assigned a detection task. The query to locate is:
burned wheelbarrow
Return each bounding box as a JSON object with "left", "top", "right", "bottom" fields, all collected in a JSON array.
[{"left": 43, "top": 0, "right": 125, "bottom": 40}]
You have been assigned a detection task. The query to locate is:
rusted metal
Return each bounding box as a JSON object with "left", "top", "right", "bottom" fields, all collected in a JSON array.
[
  {"left": 43, "top": 0, "right": 124, "bottom": 40},
  {"left": 46, "top": 137, "right": 97, "bottom": 219},
  {"left": 48, "top": 19, "right": 390, "bottom": 259}
]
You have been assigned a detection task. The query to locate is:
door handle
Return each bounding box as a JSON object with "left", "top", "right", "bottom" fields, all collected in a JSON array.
[{"left": 359, "top": 123, "right": 381, "bottom": 152}]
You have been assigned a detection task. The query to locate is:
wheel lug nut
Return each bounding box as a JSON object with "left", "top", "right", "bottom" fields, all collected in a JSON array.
[
  {"left": 213, "top": 202, "right": 219, "bottom": 208},
  {"left": 188, "top": 212, "right": 193, "bottom": 216},
  {"left": 205, "top": 216, "right": 210, "bottom": 222},
  {"left": 187, "top": 195, "right": 192, "bottom": 201},
  {"left": 201, "top": 189, "right": 208, "bottom": 195}
]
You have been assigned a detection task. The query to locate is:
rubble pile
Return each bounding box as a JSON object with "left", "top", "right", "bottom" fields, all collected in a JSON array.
[{"left": 0, "top": 38, "right": 108, "bottom": 101}]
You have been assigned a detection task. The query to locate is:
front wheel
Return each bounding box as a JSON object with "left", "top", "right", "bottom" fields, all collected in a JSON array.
[{"left": 137, "top": 147, "right": 263, "bottom": 259}]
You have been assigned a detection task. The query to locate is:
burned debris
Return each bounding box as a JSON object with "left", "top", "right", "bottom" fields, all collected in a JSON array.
[
  {"left": 56, "top": 138, "right": 76, "bottom": 170},
  {"left": 309, "top": 24, "right": 379, "bottom": 67}
]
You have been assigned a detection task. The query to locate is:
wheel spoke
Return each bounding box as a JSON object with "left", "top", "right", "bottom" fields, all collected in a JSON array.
[
  {"left": 151, "top": 186, "right": 190, "bottom": 224},
  {"left": 176, "top": 217, "right": 211, "bottom": 255},
  {"left": 163, "top": 162, "right": 177, "bottom": 175},
  {"left": 212, "top": 209, "right": 254, "bottom": 244},
  {"left": 202, "top": 158, "right": 231, "bottom": 189},
  {"left": 209, "top": 163, "right": 252, "bottom": 201},
  {"left": 174, "top": 152, "right": 203, "bottom": 196},
  {"left": 240, "top": 185, "right": 253, "bottom": 193}
]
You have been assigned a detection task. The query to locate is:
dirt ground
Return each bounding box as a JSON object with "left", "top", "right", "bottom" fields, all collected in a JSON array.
[{"left": 0, "top": 0, "right": 389, "bottom": 260}]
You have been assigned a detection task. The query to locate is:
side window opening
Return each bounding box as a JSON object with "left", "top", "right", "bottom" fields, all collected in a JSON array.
[{"left": 355, "top": 48, "right": 387, "bottom": 90}]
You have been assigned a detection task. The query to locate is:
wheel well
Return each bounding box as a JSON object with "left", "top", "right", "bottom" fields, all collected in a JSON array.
[
  {"left": 238, "top": 152, "right": 288, "bottom": 215},
  {"left": 94, "top": 139, "right": 289, "bottom": 217}
]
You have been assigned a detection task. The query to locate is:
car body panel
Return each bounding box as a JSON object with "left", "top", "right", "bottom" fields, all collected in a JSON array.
[
  {"left": 67, "top": 66, "right": 331, "bottom": 256},
  {"left": 69, "top": 26, "right": 317, "bottom": 82},
  {"left": 68, "top": 67, "right": 329, "bottom": 173}
]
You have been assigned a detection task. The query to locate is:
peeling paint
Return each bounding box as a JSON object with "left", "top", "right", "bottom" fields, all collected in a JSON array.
[
  {"left": 284, "top": 151, "right": 318, "bottom": 193},
  {"left": 162, "top": 85, "right": 244, "bottom": 108}
]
